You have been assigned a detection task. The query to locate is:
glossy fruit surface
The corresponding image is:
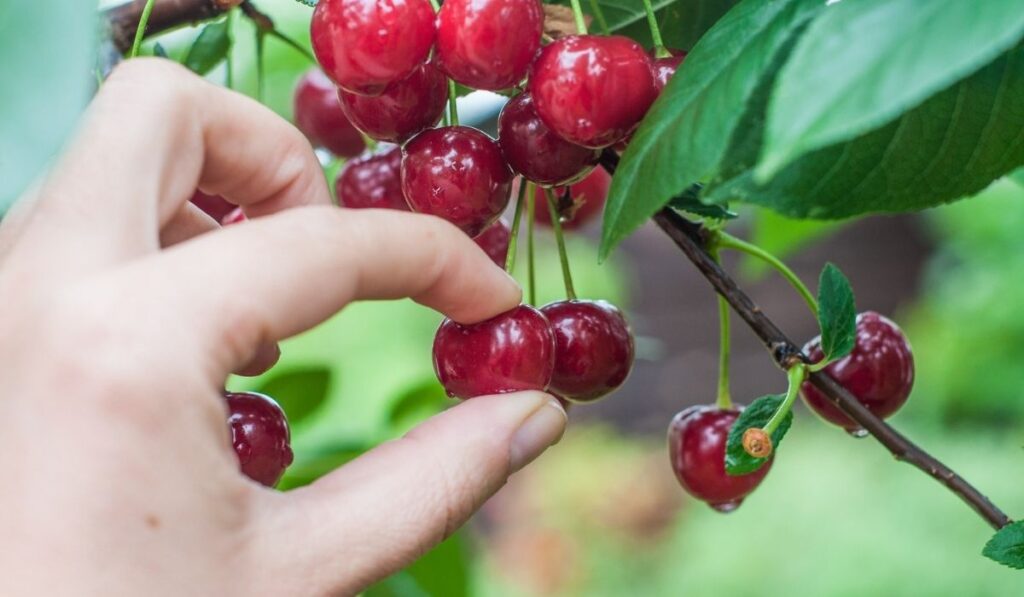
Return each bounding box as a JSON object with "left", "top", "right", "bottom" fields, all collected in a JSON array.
[
  {"left": 801, "top": 311, "right": 915, "bottom": 434},
  {"left": 336, "top": 146, "right": 409, "bottom": 210},
  {"left": 221, "top": 207, "right": 247, "bottom": 226},
  {"left": 534, "top": 167, "right": 610, "bottom": 229},
  {"left": 653, "top": 52, "right": 686, "bottom": 92},
  {"left": 191, "top": 191, "right": 234, "bottom": 222},
  {"left": 310, "top": 0, "right": 436, "bottom": 95},
  {"left": 293, "top": 68, "right": 366, "bottom": 158},
  {"left": 436, "top": 0, "right": 543, "bottom": 90},
  {"left": 433, "top": 305, "right": 556, "bottom": 399},
  {"left": 401, "top": 126, "right": 513, "bottom": 237},
  {"left": 668, "top": 406, "right": 771, "bottom": 512},
  {"left": 541, "top": 300, "right": 634, "bottom": 402},
  {"left": 224, "top": 392, "right": 294, "bottom": 487},
  {"left": 474, "top": 218, "right": 511, "bottom": 267},
  {"left": 528, "top": 35, "right": 657, "bottom": 148},
  {"left": 498, "top": 92, "right": 600, "bottom": 186},
  {"left": 339, "top": 61, "right": 447, "bottom": 143}
]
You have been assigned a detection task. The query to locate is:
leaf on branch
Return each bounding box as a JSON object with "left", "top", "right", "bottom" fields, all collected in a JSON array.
[
  {"left": 983, "top": 521, "right": 1024, "bottom": 570},
  {"left": 152, "top": 42, "right": 169, "bottom": 59},
  {"left": 669, "top": 191, "right": 737, "bottom": 220},
  {"left": 184, "top": 19, "right": 231, "bottom": 76},
  {"left": 291, "top": 0, "right": 318, "bottom": 6},
  {"left": 543, "top": 5, "right": 592, "bottom": 39},
  {"left": 817, "top": 263, "right": 856, "bottom": 363},
  {"left": 725, "top": 394, "right": 793, "bottom": 475}
]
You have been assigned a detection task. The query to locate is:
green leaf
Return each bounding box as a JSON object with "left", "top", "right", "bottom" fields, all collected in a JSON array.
[
  {"left": 184, "top": 20, "right": 231, "bottom": 75},
  {"left": 1011, "top": 168, "right": 1024, "bottom": 188},
  {"left": 668, "top": 184, "right": 737, "bottom": 219},
  {"left": 152, "top": 43, "right": 169, "bottom": 59},
  {"left": 387, "top": 378, "right": 451, "bottom": 434},
  {"left": 366, "top": 533, "right": 471, "bottom": 597},
  {"left": 292, "top": 0, "right": 318, "bottom": 6},
  {"left": 579, "top": 0, "right": 737, "bottom": 50},
  {"left": 725, "top": 394, "right": 792, "bottom": 475},
  {"left": 983, "top": 521, "right": 1024, "bottom": 570},
  {"left": 758, "top": 0, "right": 1024, "bottom": 180},
  {"left": 816, "top": 263, "right": 856, "bottom": 363},
  {"left": 600, "top": 0, "right": 825, "bottom": 260},
  {"left": 256, "top": 367, "right": 331, "bottom": 426},
  {"left": 1, "top": 2, "right": 94, "bottom": 215}
]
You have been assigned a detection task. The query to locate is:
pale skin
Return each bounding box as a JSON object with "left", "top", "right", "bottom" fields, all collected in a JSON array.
[{"left": 0, "top": 59, "right": 566, "bottom": 596}]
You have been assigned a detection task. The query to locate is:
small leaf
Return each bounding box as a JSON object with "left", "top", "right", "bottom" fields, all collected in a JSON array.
[
  {"left": 725, "top": 394, "right": 793, "bottom": 475},
  {"left": 387, "top": 379, "right": 451, "bottom": 434},
  {"left": 256, "top": 367, "right": 331, "bottom": 426},
  {"left": 983, "top": 521, "right": 1024, "bottom": 570},
  {"left": 183, "top": 20, "right": 231, "bottom": 75},
  {"left": 152, "top": 42, "right": 169, "bottom": 58},
  {"left": 292, "top": 0, "right": 318, "bottom": 6},
  {"left": 817, "top": 263, "right": 856, "bottom": 363},
  {"left": 669, "top": 187, "right": 737, "bottom": 220}
]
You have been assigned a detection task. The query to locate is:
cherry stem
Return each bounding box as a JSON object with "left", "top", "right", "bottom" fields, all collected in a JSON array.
[
  {"left": 640, "top": 0, "right": 669, "bottom": 57},
  {"left": 129, "top": 0, "right": 158, "bottom": 58},
  {"left": 505, "top": 179, "right": 528, "bottom": 273},
  {"left": 545, "top": 188, "right": 578, "bottom": 301},
  {"left": 447, "top": 80, "right": 460, "bottom": 127},
  {"left": 225, "top": 8, "right": 235, "bottom": 89},
  {"left": 569, "top": 0, "right": 589, "bottom": 35},
  {"left": 764, "top": 364, "right": 807, "bottom": 437},
  {"left": 255, "top": 29, "right": 266, "bottom": 102},
  {"left": 526, "top": 182, "right": 538, "bottom": 306},
  {"left": 587, "top": 0, "right": 610, "bottom": 34},
  {"left": 709, "top": 246, "right": 732, "bottom": 409},
  {"left": 716, "top": 231, "right": 818, "bottom": 318}
]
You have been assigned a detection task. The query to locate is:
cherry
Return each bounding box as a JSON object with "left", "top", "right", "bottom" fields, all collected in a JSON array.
[
  {"left": 528, "top": 35, "right": 657, "bottom": 148},
  {"left": 652, "top": 52, "right": 686, "bottom": 92},
  {"left": 224, "top": 392, "right": 294, "bottom": 487},
  {"left": 497, "top": 92, "right": 600, "bottom": 186},
  {"left": 310, "top": 0, "right": 436, "bottom": 96},
  {"left": 540, "top": 300, "right": 634, "bottom": 402},
  {"left": 190, "top": 191, "right": 234, "bottom": 222},
  {"left": 534, "top": 167, "right": 611, "bottom": 230},
  {"left": 474, "top": 218, "right": 511, "bottom": 267},
  {"left": 401, "top": 126, "right": 514, "bottom": 237},
  {"left": 293, "top": 68, "right": 366, "bottom": 158},
  {"left": 336, "top": 146, "right": 409, "bottom": 210},
  {"left": 221, "top": 207, "right": 247, "bottom": 226},
  {"left": 668, "top": 405, "right": 771, "bottom": 512},
  {"left": 339, "top": 61, "right": 447, "bottom": 143},
  {"left": 800, "top": 311, "right": 915, "bottom": 435},
  {"left": 433, "top": 305, "right": 556, "bottom": 399},
  {"left": 436, "top": 0, "right": 543, "bottom": 91}
]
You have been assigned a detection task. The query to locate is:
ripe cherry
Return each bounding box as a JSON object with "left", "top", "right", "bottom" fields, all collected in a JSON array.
[
  {"left": 293, "top": 68, "right": 366, "bottom": 158},
  {"left": 436, "top": 0, "right": 543, "bottom": 91},
  {"left": 221, "top": 207, "right": 247, "bottom": 226},
  {"left": 336, "top": 146, "right": 409, "bottom": 210},
  {"left": 540, "top": 300, "right": 634, "bottom": 402},
  {"left": 498, "top": 92, "right": 600, "bottom": 186},
  {"left": 339, "top": 61, "right": 447, "bottom": 143},
  {"left": 401, "top": 126, "right": 514, "bottom": 237},
  {"left": 653, "top": 51, "right": 686, "bottom": 92},
  {"left": 801, "top": 311, "right": 915, "bottom": 435},
  {"left": 528, "top": 35, "right": 657, "bottom": 148},
  {"left": 310, "top": 0, "right": 436, "bottom": 96},
  {"left": 668, "top": 405, "right": 771, "bottom": 512},
  {"left": 433, "top": 305, "right": 556, "bottom": 399},
  {"left": 474, "top": 218, "right": 511, "bottom": 267},
  {"left": 534, "top": 167, "right": 611, "bottom": 230},
  {"left": 191, "top": 191, "right": 234, "bottom": 222},
  {"left": 224, "top": 392, "right": 294, "bottom": 487}
]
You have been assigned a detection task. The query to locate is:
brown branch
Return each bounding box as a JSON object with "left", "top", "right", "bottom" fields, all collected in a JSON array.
[
  {"left": 598, "top": 151, "right": 1011, "bottom": 530},
  {"left": 105, "top": 0, "right": 244, "bottom": 53}
]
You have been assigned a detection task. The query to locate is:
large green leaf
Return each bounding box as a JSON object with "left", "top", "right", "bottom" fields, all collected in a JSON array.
[
  {"left": 759, "top": 0, "right": 1024, "bottom": 179},
  {"left": 0, "top": 2, "right": 95, "bottom": 214}
]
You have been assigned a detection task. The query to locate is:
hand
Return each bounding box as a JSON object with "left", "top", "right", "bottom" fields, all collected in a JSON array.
[{"left": 0, "top": 59, "right": 566, "bottom": 596}]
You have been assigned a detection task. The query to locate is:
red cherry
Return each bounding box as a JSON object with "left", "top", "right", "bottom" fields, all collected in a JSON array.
[
  {"left": 528, "top": 35, "right": 657, "bottom": 148},
  {"left": 668, "top": 405, "right": 771, "bottom": 512},
  {"left": 339, "top": 61, "right": 447, "bottom": 143},
  {"left": 336, "top": 146, "right": 409, "bottom": 210},
  {"left": 436, "top": 0, "right": 543, "bottom": 91},
  {"left": 498, "top": 92, "right": 600, "bottom": 186},
  {"left": 653, "top": 52, "right": 686, "bottom": 92},
  {"left": 221, "top": 207, "right": 247, "bottom": 226},
  {"left": 540, "top": 300, "right": 634, "bottom": 402},
  {"left": 433, "top": 305, "right": 556, "bottom": 399},
  {"left": 474, "top": 218, "right": 511, "bottom": 267},
  {"left": 224, "top": 392, "right": 294, "bottom": 487},
  {"left": 191, "top": 191, "right": 234, "bottom": 222},
  {"left": 534, "top": 167, "right": 610, "bottom": 229},
  {"left": 310, "top": 0, "right": 436, "bottom": 96},
  {"left": 293, "top": 68, "right": 366, "bottom": 158},
  {"left": 800, "top": 311, "right": 915, "bottom": 435},
  {"left": 401, "top": 126, "right": 514, "bottom": 237}
]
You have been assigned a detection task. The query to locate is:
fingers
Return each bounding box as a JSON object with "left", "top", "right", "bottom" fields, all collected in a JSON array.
[{"left": 254, "top": 392, "right": 566, "bottom": 596}]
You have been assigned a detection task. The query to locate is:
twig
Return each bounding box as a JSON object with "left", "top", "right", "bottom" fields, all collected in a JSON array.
[{"left": 105, "top": 0, "right": 244, "bottom": 53}]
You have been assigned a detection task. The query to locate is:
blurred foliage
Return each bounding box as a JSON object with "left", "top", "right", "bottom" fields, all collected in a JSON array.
[{"left": 740, "top": 207, "right": 842, "bottom": 278}]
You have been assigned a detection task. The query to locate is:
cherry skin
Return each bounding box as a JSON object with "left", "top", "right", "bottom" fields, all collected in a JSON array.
[
  {"left": 474, "top": 218, "right": 511, "bottom": 267},
  {"left": 224, "top": 392, "right": 294, "bottom": 487},
  {"left": 540, "top": 300, "right": 634, "bottom": 403},
  {"left": 498, "top": 92, "right": 600, "bottom": 186},
  {"left": 190, "top": 191, "right": 234, "bottom": 222},
  {"left": 339, "top": 61, "right": 447, "bottom": 143},
  {"left": 336, "top": 146, "right": 409, "bottom": 210},
  {"left": 436, "top": 0, "right": 543, "bottom": 91},
  {"left": 293, "top": 68, "right": 366, "bottom": 158},
  {"left": 433, "top": 305, "right": 556, "bottom": 399},
  {"left": 800, "top": 311, "right": 915, "bottom": 435},
  {"left": 534, "top": 167, "right": 611, "bottom": 230},
  {"left": 310, "top": 0, "right": 436, "bottom": 96},
  {"left": 221, "top": 207, "right": 247, "bottom": 226},
  {"left": 401, "top": 126, "right": 514, "bottom": 237},
  {"left": 668, "top": 405, "right": 772, "bottom": 512},
  {"left": 528, "top": 35, "right": 657, "bottom": 148},
  {"left": 653, "top": 51, "right": 686, "bottom": 93}
]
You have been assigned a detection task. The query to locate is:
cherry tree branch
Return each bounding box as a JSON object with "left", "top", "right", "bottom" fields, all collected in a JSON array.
[{"left": 105, "top": 0, "right": 244, "bottom": 53}]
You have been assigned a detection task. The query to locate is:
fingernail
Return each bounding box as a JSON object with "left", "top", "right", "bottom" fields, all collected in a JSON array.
[{"left": 510, "top": 398, "right": 567, "bottom": 473}]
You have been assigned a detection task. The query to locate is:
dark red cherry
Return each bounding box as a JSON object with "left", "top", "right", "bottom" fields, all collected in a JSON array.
[
  {"left": 221, "top": 207, "right": 247, "bottom": 226},
  {"left": 652, "top": 52, "right": 686, "bottom": 92},
  {"left": 224, "top": 392, "right": 294, "bottom": 487},
  {"left": 540, "top": 300, "right": 634, "bottom": 402},
  {"left": 498, "top": 92, "right": 600, "bottom": 186},
  {"left": 528, "top": 35, "right": 657, "bottom": 148},
  {"left": 191, "top": 191, "right": 234, "bottom": 222},
  {"left": 801, "top": 311, "right": 915, "bottom": 435},
  {"left": 474, "top": 218, "right": 511, "bottom": 267},
  {"left": 436, "top": 0, "right": 543, "bottom": 91},
  {"left": 668, "top": 405, "right": 771, "bottom": 512},
  {"left": 339, "top": 61, "right": 447, "bottom": 143},
  {"left": 310, "top": 0, "right": 436, "bottom": 96},
  {"left": 534, "top": 167, "right": 610, "bottom": 229},
  {"left": 336, "top": 146, "right": 409, "bottom": 210},
  {"left": 433, "top": 305, "right": 556, "bottom": 399},
  {"left": 401, "top": 126, "right": 514, "bottom": 237},
  {"left": 293, "top": 68, "right": 366, "bottom": 158}
]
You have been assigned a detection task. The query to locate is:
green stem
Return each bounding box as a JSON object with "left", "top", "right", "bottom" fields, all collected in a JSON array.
[
  {"left": 545, "top": 188, "right": 578, "bottom": 300},
  {"left": 255, "top": 30, "right": 266, "bottom": 102},
  {"left": 568, "top": 0, "right": 589, "bottom": 35},
  {"left": 129, "top": 0, "right": 158, "bottom": 59},
  {"left": 447, "top": 80, "right": 460, "bottom": 127},
  {"left": 716, "top": 231, "right": 818, "bottom": 318},
  {"left": 225, "top": 9, "right": 235, "bottom": 89},
  {"left": 526, "top": 182, "right": 537, "bottom": 306},
  {"left": 764, "top": 364, "right": 807, "bottom": 436},
  {"left": 587, "top": 0, "right": 610, "bottom": 34},
  {"left": 640, "top": 0, "right": 668, "bottom": 56},
  {"left": 505, "top": 180, "right": 528, "bottom": 273},
  {"left": 709, "top": 246, "right": 732, "bottom": 409},
  {"left": 427, "top": 0, "right": 440, "bottom": 10},
  {"left": 268, "top": 30, "right": 316, "bottom": 63}
]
